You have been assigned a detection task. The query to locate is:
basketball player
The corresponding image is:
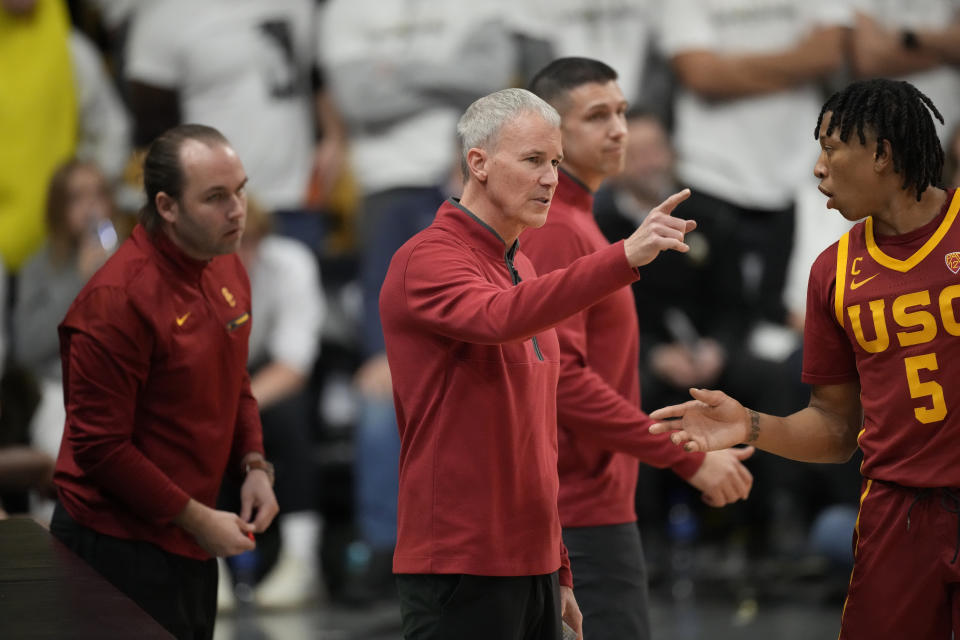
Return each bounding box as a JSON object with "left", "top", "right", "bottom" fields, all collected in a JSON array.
[{"left": 651, "top": 78, "right": 960, "bottom": 638}]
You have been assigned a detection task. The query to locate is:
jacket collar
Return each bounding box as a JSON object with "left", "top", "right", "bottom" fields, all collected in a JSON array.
[
  {"left": 556, "top": 167, "right": 594, "bottom": 213},
  {"left": 136, "top": 224, "right": 209, "bottom": 281},
  {"left": 440, "top": 198, "right": 519, "bottom": 261}
]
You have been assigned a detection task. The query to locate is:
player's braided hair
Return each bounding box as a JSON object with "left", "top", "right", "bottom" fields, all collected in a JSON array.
[{"left": 815, "top": 78, "right": 945, "bottom": 201}]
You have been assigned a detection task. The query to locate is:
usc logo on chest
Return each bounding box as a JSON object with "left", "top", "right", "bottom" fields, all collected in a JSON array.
[{"left": 844, "top": 284, "right": 960, "bottom": 353}]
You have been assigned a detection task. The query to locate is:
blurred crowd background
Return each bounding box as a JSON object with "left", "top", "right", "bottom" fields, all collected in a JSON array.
[{"left": 2, "top": 0, "right": 960, "bottom": 634}]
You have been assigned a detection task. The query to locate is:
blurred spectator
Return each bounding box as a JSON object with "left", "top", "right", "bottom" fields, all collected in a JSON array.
[
  {"left": 320, "top": 0, "right": 523, "bottom": 602},
  {"left": 595, "top": 110, "right": 800, "bottom": 430},
  {"left": 69, "top": 27, "right": 131, "bottom": 184},
  {"left": 84, "top": 0, "right": 139, "bottom": 38},
  {"left": 0, "top": 446, "right": 56, "bottom": 519},
  {"left": 510, "top": 0, "right": 660, "bottom": 107},
  {"left": 658, "top": 0, "right": 851, "bottom": 333},
  {"left": 13, "top": 159, "right": 118, "bottom": 522},
  {"left": 595, "top": 110, "right": 803, "bottom": 562},
  {"left": 945, "top": 122, "right": 960, "bottom": 188},
  {"left": 597, "top": 111, "right": 725, "bottom": 410},
  {"left": 82, "top": 0, "right": 141, "bottom": 80},
  {"left": 0, "top": 254, "right": 5, "bottom": 383},
  {"left": 124, "top": 0, "right": 345, "bottom": 248},
  {"left": 0, "top": 0, "right": 77, "bottom": 272},
  {"left": 0, "top": 259, "right": 52, "bottom": 520},
  {"left": 850, "top": 0, "right": 960, "bottom": 141},
  {"left": 229, "top": 199, "right": 325, "bottom": 609}
]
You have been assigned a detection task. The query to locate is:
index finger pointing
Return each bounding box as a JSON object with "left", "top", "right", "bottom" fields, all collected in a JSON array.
[{"left": 654, "top": 188, "right": 691, "bottom": 216}]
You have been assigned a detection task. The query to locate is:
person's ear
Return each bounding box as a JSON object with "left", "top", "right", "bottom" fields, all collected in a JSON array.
[
  {"left": 874, "top": 139, "right": 893, "bottom": 173},
  {"left": 466, "top": 147, "right": 489, "bottom": 183},
  {"left": 156, "top": 192, "right": 179, "bottom": 223}
]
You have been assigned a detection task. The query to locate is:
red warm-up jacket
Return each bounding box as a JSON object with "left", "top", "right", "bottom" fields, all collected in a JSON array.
[
  {"left": 55, "top": 225, "right": 263, "bottom": 559},
  {"left": 522, "top": 170, "right": 704, "bottom": 528},
  {"left": 380, "top": 198, "right": 639, "bottom": 586}
]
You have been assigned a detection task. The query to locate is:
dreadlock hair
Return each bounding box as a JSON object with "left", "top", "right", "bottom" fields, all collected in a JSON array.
[
  {"left": 814, "top": 78, "right": 944, "bottom": 201},
  {"left": 528, "top": 57, "right": 618, "bottom": 111}
]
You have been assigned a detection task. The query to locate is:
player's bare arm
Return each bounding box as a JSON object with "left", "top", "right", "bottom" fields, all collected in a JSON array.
[{"left": 649, "top": 382, "right": 862, "bottom": 463}]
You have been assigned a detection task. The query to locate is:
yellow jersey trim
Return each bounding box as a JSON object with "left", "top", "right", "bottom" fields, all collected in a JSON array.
[
  {"left": 864, "top": 189, "right": 960, "bottom": 272},
  {"left": 834, "top": 232, "right": 850, "bottom": 327},
  {"left": 853, "top": 478, "right": 872, "bottom": 556},
  {"left": 840, "top": 478, "right": 873, "bottom": 634}
]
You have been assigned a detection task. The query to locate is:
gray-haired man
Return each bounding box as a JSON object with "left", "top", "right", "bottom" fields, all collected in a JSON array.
[{"left": 380, "top": 88, "right": 696, "bottom": 639}]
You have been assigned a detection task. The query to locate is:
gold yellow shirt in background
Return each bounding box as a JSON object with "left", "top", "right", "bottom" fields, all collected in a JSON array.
[{"left": 0, "top": 0, "right": 77, "bottom": 271}]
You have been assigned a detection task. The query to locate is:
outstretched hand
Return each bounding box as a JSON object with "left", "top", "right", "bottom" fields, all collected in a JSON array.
[
  {"left": 622, "top": 188, "right": 696, "bottom": 267},
  {"left": 649, "top": 388, "right": 751, "bottom": 453}
]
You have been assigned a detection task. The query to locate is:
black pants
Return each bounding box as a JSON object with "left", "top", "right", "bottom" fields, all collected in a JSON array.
[
  {"left": 564, "top": 523, "right": 650, "bottom": 639},
  {"left": 50, "top": 503, "right": 218, "bottom": 640},
  {"left": 396, "top": 572, "right": 563, "bottom": 640}
]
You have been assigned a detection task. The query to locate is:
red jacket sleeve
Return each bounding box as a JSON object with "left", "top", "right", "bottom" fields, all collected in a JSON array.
[
  {"left": 524, "top": 223, "right": 705, "bottom": 479},
  {"left": 559, "top": 540, "right": 573, "bottom": 588},
  {"left": 228, "top": 369, "right": 265, "bottom": 476},
  {"left": 62, "top": 296, "right": 190, "bottom": 523},
  {"left": 401, "top": 237, "right": 638, "bottom": 343},
  {"left": 553, "top": 330, "right": 705, "bottom": 479}
]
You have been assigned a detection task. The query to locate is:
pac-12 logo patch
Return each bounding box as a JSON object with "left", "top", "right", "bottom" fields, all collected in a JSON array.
[{"left": 946, "top": 252, "right": 960, "bottom": 274}]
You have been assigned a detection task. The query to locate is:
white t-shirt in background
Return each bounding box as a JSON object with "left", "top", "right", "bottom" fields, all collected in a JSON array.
[
  {"left": 125, "top": 0, "right": 317, "bottom": 211},
  {"left": 850, "top": 0, "right": 960, "bottom": 142},
  {"left": 247, "top": 235, "right": 324, "bottom": 375},
  {"left": 659, "top": 0, "right": 853, "bottom": 210},
  {"left": 320, "top": 0, "right": 517, "bottom": 196},
  {"left": 508, "top": 0, "right": 655, "bottom": 105}
]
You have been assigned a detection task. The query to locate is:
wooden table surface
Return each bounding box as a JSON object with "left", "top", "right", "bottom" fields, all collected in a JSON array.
[{"left": 0, "top": 516, "right": 173, "bottom": 638}]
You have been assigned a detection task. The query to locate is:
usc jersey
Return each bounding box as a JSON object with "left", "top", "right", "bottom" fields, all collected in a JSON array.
[{"left": 803, "top": 189, "right": 960, "bottom": 487}]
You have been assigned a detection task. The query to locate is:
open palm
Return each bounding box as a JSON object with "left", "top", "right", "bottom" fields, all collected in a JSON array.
[{"left": 649, "top": 388, "right": 751, "bottom": 453}]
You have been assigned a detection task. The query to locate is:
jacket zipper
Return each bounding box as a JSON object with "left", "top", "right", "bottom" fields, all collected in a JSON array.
[{"left": 505, "top": 252, "right": 544, "bottom": 361}]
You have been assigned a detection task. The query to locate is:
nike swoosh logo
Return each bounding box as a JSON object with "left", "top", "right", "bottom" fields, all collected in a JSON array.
[
  {"left": 176, "top": 312, "right": 191, "bottom": 326},
  {"left": 850, "top": 274, "right": 878, "bottom": 290}
]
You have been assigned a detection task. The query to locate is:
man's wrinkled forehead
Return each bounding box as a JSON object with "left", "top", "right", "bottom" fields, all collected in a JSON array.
[{"left": 489, "top": 112, "right": 561, "bottom": 156}]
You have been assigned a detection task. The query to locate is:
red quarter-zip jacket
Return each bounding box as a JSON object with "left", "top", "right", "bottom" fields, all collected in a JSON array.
[
  {"left": 54, "top": 225, "right": 263, "bottom": 559},
  {"left": 521, "top": 171, "right": 705, "bottom": 528},
  {"left": 380, "top": 198, "right": 639, "bottom": 587}
]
